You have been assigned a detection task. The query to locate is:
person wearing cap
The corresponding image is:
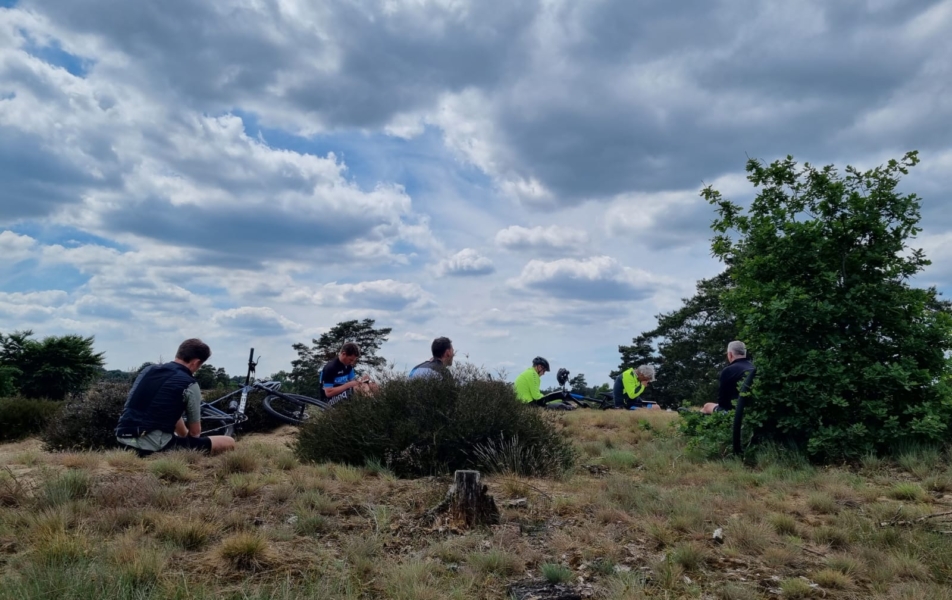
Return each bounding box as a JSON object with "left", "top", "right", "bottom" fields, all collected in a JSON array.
[
  {"left": 511, "top": 356, "right": 563, "bottom": 404},
  {"left": 612, "top": 364, "right": 658, "bottom": 409}
]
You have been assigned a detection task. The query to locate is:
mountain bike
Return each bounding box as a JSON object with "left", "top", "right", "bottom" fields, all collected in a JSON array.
[
  {"left": 199, "top": 348, "right": 329, "bottom": 436},
  {"left": 532, "top": 368, "right": 612, "bottom": 410}
]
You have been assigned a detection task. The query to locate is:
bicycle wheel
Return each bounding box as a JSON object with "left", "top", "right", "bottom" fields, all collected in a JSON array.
[{"left": 262, "top": 393, "right": 312, "bottom": 425}]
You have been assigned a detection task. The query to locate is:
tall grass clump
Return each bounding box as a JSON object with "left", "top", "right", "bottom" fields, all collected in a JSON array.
[{"left": 294, "top": 372, "right": 575, "bottom": 477}]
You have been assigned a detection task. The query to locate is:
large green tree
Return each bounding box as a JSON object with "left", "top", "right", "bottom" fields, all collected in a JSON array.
[
  {"left": 617, "top": 271, "right": 738, "bottom": 409},
  {"left": 0, "top": 330, "right": 106, "bottom": 400},
  {"left": 289, "top": 319, "right": 392, "bottom": 396},
  {"left": 704, "top": 151, "right": 952, "bottom": 460}
]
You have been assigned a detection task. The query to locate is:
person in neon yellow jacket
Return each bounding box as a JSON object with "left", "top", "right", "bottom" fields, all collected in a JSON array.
[
  {"left": 513, "top": 357, "right": 575, "bottom": 410},
  {"left": 612, "top": 365, "right": 657, "bottom": 409}
]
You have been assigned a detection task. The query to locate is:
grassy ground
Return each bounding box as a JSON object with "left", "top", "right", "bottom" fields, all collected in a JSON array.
[{"left": 3, "top": 411, "right": 952, "bottom": 599}]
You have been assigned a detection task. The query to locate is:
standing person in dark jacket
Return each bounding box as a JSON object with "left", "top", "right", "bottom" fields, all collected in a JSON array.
[
  {"left": 115, "top": 339, "right": 235, "bottom": 456},
  {"left": 702, "top": 341, "right": 755, "bottom": 414}
]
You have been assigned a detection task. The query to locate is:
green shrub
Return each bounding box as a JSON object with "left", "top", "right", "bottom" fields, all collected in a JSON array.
[
  {"left": 705, "top": 152, "right": 952, "bottom": 461},
  {"left": 42, "top": 382, "right": 129, "bottom": 452},
  {"left": 679, "top": 410, "right": 736, "bottom": 459},
  {"left": 294, "top": 373, "right": 576, "bottom": 478},
  {"left": 0, "top": 397, "right": 63, "bottom": 442}
]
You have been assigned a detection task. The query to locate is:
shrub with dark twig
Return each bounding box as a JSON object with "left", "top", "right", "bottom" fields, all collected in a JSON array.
[
  {"left": 42, "top": 382, "right": 129, "bottom": 452},
  {"left": 294, "top": 371, "right": 575, "bottom": 478}
]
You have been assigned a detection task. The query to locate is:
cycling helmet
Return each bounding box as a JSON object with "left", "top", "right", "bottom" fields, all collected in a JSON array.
[
  {"left": 532, "top": 356, "right": 550, "bottom": 372},
  {"left": 557, "top": 367, "right": 570, "bottom": 387}
]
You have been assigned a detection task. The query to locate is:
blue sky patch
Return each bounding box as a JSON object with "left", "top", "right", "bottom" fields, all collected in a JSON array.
[
  {"left": 0, "top": 260, "right": 89, "bottom": 294},
  {"left": 9, "top": 224, "right": 129, "bottom": 252},
  {"left": 20, "top": 31, "right": 92, "bottom": 77}
]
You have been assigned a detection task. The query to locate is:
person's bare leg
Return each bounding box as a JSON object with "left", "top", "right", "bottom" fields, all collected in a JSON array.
[
  {"left": 701, "top": 403, "right": 717, "bottom": 415},
  {"left": 208, "top": 436, "right": 236, "bottom": 455}
]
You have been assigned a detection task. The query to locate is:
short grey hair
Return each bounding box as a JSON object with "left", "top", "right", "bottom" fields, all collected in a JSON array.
[
  {"left": 635, "top": 364, "right": 656, "bottom": 382},
  {"left": 727, "top": 340, "right": 747, "bottom": 357}
]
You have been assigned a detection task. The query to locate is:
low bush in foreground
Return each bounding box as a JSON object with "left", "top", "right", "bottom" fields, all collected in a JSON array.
[
  {"left": 41, "top": 382, "right": 129, "bottom": 452},
  {"left": 294, "top": 374, "right": 576, "bottom": 478},
  {"left": 0, "top": 397, "right": 63, "bottom": 442}
]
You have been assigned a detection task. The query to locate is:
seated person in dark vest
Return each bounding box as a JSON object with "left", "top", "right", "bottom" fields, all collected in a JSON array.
[
  {"left": 320, "top": 342, "right": 377, "bottom": 405},
  {"left": 702, "top": 340, "right": 755, "bottom": 414},
  {"left": 408, "top": 336, "right": 454, "bottom": 378},
  {"left": 115, "top": 338, "right": 235, "bottom": 456}
]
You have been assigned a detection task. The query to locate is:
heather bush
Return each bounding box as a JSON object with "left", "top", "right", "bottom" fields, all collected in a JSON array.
[
  {"left": 294, "top": 372, "right": 576, "bottom": 478},
  {"left": 0, "top": 397, "right": 63, "bottom": 442},
  {"left": 42, "top": 382, "right": 128, "bottom": 451}
]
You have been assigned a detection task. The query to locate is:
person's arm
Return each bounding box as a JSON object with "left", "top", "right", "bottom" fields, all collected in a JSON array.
[
  {"left": 630, "top": 381, "right": 646, "bottom": 400},
  {"left": 183, "top": 383, "right": 203, "bottom": 437},
  {"left": 174, "top": 418, "right": 188, "bottom": 437},
  {"left": 530, "top": 371, "right": 543, "bottom": 400},
  {"left": 323, "top": 369, "right": 367, "bottom": 398}
]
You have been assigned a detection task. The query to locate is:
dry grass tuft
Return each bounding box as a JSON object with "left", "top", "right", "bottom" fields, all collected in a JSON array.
[
  {"left": 889, "top": 483, "right": 927, "bottom": 502},
  {"left": 218, "top": 448, "right": 259, "bottom": 475},
  {"left": 148, "top": 456, "right": 192, "bottom": 482},
  {"left": 466, "top": 548, "right": 523, "bottom": 576},
  {"left": 812, "top": 567, "right": 854, "bottom": 590},
  {"left": 218, "top": 532, "right": 272, "bottom": 571},
  {"left": 779, "top": 577, "right": 814, "bottom": 598},
  {"left": 155, "top": 514, "right": 216, "bottom": 550}
]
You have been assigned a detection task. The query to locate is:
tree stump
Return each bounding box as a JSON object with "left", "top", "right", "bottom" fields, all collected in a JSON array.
[{"left": 439, "top": 470, "right": 499, "bottom": 527}]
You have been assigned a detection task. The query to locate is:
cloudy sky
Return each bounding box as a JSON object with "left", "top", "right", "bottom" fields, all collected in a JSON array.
[{"left": 1, "top": 0, "right": 951, "bottom": 385}]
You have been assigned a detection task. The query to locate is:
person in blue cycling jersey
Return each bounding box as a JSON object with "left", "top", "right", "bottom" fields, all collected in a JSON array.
[
  {"left": 409, "top": 337, "right": 454, "bottom": 378},
  {"left": 321, "top": 342, "right": 376, "bottom": 405},
  {"left": 612, "top": 364, "right": 657, "bottom": 409}
]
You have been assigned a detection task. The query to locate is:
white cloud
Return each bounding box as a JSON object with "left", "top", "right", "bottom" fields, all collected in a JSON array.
[
  {"left": 509, "top": 256, "right": 667, "bottom": 302},
  {"left": 0, "top": 0, "right": 950, "bottom": 386},
  {"left": 0, "top": 231, "right": 38, "bottom": 264},
  {"left": 495, "top": 225, "right": 589, "bottom": 255},
  {"left": 211, "top": 307, "right": 300, "bottom": 335},
  {"left": 434, "top": 248, "right": 495, "bottom": 277},
  {"left": 0, "top": 290, "right": 69, "bottom": 321},
  {"left": 296, "top": 279, "right": 435, "bottom": 312}
]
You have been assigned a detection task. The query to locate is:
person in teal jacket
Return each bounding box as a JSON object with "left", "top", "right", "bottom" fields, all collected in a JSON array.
[{"left": 612, "top": 365, "right": 657, "bottom": 409}]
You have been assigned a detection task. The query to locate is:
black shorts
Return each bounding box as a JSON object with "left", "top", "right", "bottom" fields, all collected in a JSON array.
[{"left": 136, "top": 435, "right": 212, "bottom": 458}]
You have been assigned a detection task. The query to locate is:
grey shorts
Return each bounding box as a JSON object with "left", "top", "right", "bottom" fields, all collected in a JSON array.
[{"left": 121, "top": 434, "right": 212, "bottom": 458}]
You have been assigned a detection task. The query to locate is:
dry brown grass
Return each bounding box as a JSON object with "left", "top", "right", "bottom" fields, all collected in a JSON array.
[{"left": 2, "top": 409, "right": 952, "bottom": 599}]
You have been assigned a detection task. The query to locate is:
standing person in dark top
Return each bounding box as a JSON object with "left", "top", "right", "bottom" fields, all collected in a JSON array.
[
  {"left": 321, "top": 342, "right": 375, "bottom": 405},
  {"left": 702, "top": 341, "right": 755, "bottom": 414},
  {"left": 115, "top": 338, "right": 235, "bottom": 457},
  {"left": 408, "top": 336, "right": 454, "bottom": 379}
]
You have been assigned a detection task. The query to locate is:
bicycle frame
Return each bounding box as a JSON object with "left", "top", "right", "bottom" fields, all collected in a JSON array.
[{"left": 199, "top": 348, "right": 262, "bottom": 437}]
